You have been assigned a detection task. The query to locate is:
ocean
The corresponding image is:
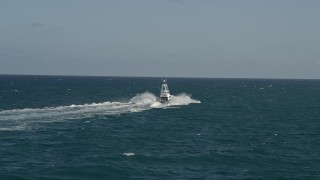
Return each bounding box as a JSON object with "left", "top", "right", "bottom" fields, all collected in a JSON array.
[{"left": 0, "top": 75, "right": 320, "bottom": 179}]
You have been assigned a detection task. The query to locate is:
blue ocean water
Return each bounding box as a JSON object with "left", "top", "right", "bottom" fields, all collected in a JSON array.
[{"left": 0, "top": 75, "right": 320, "bottom": 179}]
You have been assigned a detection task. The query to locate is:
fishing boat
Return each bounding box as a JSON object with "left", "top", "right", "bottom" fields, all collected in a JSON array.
[{"left": 159, "top": 79, "right": 172, "bottom": 103}]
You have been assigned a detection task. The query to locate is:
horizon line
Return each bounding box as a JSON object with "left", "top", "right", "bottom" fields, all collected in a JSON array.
[{"left": 1, "top": 73, "right": 320, "bottom": 81}]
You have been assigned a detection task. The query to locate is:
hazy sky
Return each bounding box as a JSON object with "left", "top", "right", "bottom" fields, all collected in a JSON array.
[{"left": 1, "top": 0, "right": 320, "bottom": 78}]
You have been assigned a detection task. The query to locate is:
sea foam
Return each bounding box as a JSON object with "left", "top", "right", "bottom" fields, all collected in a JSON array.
[{"left": 0, "top": 92, "right": 200, "bottom": 131}]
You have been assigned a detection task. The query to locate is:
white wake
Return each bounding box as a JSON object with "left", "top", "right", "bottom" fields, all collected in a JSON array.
[{"left": 0, "top": 92, "right": 200, "bottom": 131}]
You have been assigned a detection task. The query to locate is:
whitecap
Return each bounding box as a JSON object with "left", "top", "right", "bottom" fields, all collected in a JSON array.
[{"left": 123, "top": 152, "right": 135, "bottom": 156}]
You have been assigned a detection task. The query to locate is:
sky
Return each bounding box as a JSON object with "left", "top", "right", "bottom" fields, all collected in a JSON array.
[{"left": 0, "top": 0, "right": 320, "bottom": 79}]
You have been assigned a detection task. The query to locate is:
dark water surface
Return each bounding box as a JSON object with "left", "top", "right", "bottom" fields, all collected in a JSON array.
[{"left": 0, "top": 75, "right": 320, "bottom": 179}]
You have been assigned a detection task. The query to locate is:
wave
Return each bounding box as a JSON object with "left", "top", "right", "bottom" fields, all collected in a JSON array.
[
  {"left": 0, "top": 92, "right": 200, "bottom": 131},
  {"left": 151, "top": 93, "right": 201, "bottom": 108}
]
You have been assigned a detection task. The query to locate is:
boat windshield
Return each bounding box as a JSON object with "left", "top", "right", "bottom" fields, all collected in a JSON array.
[{"left": 161, "top": 97, "right": 168, "bottom": 101}]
